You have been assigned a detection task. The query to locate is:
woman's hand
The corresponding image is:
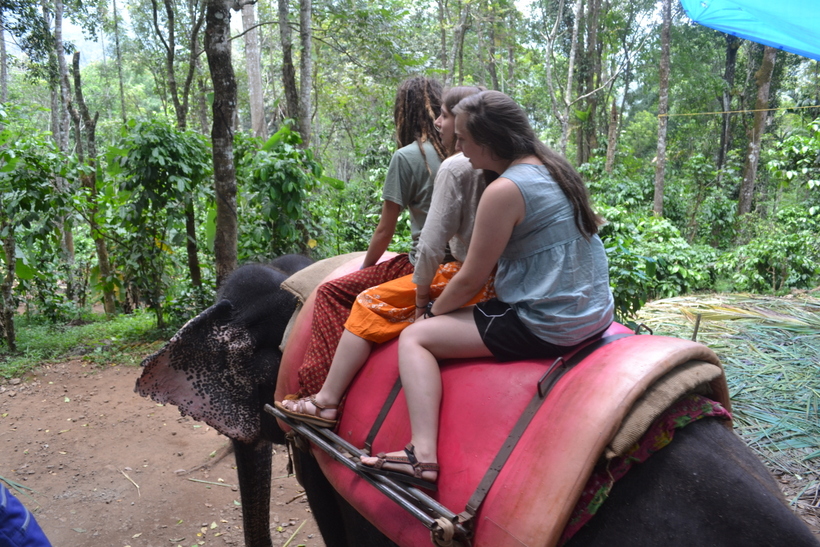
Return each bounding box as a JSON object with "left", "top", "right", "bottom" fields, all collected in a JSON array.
[{"left": 415, "top": 286, "right": 430, "bottom": 319}]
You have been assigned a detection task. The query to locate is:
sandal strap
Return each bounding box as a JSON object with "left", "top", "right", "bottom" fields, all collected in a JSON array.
[
  {"left": 308, "top": 395, "right": 339, "bottom": 411},
  {"left": 372, "top": 452, "right": 411, "bottom": 470},
  {"left": 404, "top": 444, "right": 439, "bottom": 477},
  {"left": 404, "top": 443, "right": 419, "bottom": 466}
]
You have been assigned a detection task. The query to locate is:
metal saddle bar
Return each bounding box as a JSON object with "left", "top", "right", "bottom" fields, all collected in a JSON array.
[{"left": 264, "top": 404, "right": 471, "bottom": 541}]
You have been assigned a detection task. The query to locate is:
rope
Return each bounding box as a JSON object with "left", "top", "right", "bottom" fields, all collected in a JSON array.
[
  {"left": 432, "top": 517, "right": 457, "bottom": 546},
  {"left": 658, "top": 103, "right": 820, "bottom": 118}
]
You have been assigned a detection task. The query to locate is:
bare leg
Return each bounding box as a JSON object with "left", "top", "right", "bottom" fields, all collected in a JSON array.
[
  {"left": 281, "top": 329, "right": 373, "bottom": 421},
  {"left": 360, "top": 308, "right": 491, "bottom": 480}
]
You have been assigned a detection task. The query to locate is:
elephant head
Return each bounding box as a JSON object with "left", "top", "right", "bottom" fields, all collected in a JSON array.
[{"left": 135, "top": 257, "right": 312, "bottom": 444}]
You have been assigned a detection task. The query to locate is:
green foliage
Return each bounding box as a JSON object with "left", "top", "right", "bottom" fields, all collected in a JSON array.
[
  {"left": 767, "top": 118, "right": 820, "bottom": 214},
  {"left": 0, "top": 113, "right": 68, "bottom": 231},
  {"left": 237, "top": 125, "right": 324, "bottom": 262},
  {"left": 305, "top": 171, "right": 383, "bottom": 258},
  {"left": 716, "top": 207, "right": 820, "bottom": 293},
  {"left": 0, "top": 106, "right": 72, "bottom": 331},
  {"left": 585, "top": 166, "right": 653, "bottom": 210},
  {"left": 163, "top": 280, "right": 216, "bottom": 331},
  {"left": 107, "top": 118, "right": 212, "bottom": 326},
  {"left": 598, "top": 205, "right": 714, "bottom": 323}
]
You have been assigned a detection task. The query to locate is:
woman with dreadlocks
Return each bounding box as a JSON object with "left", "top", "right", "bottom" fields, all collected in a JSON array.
[{"left": 284, "top": 76, "right": 447, "bottom": 404}]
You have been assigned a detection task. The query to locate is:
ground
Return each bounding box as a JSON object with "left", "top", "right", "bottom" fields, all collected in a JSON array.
[
  {"left": 1, "top": 359, "right": 818, "bottom": 547},
  {"left": 0, "top": 360, "right": 325, "bottom": 547}
]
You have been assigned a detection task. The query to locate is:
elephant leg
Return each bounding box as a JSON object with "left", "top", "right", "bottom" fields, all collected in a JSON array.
[
  {"left": 296, "top": 448, "right": 399, "bottom": 547},
  {"left": 233, "top": 438, "right": 274, "bottom": 547}
]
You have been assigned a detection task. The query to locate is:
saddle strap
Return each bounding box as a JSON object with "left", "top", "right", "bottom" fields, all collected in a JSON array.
[
  {"left": 460, "top": 333, "right": 634, "bottom": 520},
  {"left": 364, "top": 376, "right": 403, "bottom": 454}
]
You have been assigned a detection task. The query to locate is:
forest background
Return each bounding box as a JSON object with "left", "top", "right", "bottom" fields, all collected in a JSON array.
[{"left": 0, "top": 0, "right": 819, "bottom": 360}]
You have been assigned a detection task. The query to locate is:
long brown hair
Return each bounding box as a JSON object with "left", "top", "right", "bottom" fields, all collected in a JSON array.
[
  {"left": 394, "top": 77, "right": 447, "bottom": 162},
  {"left": 453, "top": 90, "right": 602, "bottom": 237}
]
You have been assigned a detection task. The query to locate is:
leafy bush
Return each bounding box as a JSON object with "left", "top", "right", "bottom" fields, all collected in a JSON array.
[
  {"left": 305, "top": 171, "right": 384, "bottom": 258},
  {"left": 584, "top": 165, "right": 653, "bottom": 210},
  {"left": 107, "top": 118, "right": 213, "bottom": 328},
  {"left": 163, "top": 279, "right": 216, "bottom": 331},
  {"left": 237, "top": 125, "right": 326, "bottom": 262},
  {"left": 597, "top": 205, "right": 714, "bottom": 323},
  {"left": 715, "top": 207, "right": 820, "bottom": 293},
  {"left": 767, "top": 118, "right": 820, "bottom": 215}
]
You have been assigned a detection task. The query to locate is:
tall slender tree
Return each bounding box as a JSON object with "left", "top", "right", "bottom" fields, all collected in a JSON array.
[
  {"left": 205, "top": 0, "right": 238, "bottom": 289},
  {"left": 298, "top": 0, "right": 312, "bottom": 146},
  {"left": 242, "top": 2, "right": 267, "bottom": 140},
  {"left": 111, "top": 0, "right": 127, "bottom": 123},
  {"left": 716, "top": 34, "right": 741, "bottom": 173},
  {"left": 738, "top": 45, "right": 777, "bottom": 217},
  {"left": 0, "top": 11, "right": 7, "bottom": 102},
  {"left": 653, "top": 0, "right": 671, "bottom": 216},
  {"left": 149, "top": 0, "right": 206, "bottom": 288},
  {"left": 68, "top": 51, "right": 116, "bottom": 315}
]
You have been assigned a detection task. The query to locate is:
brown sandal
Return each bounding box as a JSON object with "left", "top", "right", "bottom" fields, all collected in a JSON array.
[
  {"left": 358, "top": 443, "right": 438, "bottom": 491},
  {"left": 274, "top": 395, "right": 338, "bottom": 428}
]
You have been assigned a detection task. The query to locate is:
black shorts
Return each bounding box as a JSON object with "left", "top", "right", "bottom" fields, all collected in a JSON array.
[{"left": 473, "top": 299, "right": 600, "bottom": 362}]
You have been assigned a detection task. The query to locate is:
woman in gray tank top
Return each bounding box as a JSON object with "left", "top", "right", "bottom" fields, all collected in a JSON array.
[{"left": 359, "top": 91, "right": 614, "bottom": 490}]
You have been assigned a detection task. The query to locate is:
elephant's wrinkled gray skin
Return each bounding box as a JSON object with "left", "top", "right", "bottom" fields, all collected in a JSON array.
[{"left": 137, "top": 256, "right": 819, "bottom": 547}]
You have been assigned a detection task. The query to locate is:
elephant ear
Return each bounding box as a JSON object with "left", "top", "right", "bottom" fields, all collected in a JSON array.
[{"left": 135, "top": 300, "right": 262, "bottom": 442}]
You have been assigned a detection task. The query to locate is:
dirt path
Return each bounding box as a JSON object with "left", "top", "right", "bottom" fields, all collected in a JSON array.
[
  {"left": 1, "top": 360, "right": 817, "bottom": 546},
  {"left": 0, "top": 360, "right": 324, "bottom": 547}
]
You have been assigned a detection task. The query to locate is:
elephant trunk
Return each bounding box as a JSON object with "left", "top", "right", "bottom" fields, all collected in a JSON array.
[{"left": 233, "top": 438, "right": 274, "bottom": 547}]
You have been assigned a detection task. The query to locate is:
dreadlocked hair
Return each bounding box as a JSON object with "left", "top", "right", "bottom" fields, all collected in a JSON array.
[
  {"left": 394, "top": 77, "right": 447, "bottom": 162},
  {"left": 453, "top": 90, "right": 603, "bottom": 238}
]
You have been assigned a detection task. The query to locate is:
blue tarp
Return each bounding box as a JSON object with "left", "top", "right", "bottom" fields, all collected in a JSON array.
[{"left": 679, "top": 0, "right": 820, "bottom": 61}]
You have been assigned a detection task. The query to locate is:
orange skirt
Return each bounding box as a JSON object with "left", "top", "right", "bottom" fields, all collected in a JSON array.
[{"left": 344, "top": 262, "right": 496, "bottom": 344}]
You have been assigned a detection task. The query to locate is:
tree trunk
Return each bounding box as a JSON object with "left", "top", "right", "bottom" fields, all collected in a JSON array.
[
  {"left": 298, "top": 0, "right": 313, "bottom": 146},
  {"left": 559, "top": 0, "right": 582, "bottom": 157},
  {"left": 506, "top": 10, "right": 516, "bottom": 94},
  {"left": 717, "top": 34, "right": 741, "bottom": 173},
  {"left": 447, "top": 2, "right": 470, "bottom": 87},
  {"left": 278, "top": 0, "right": 300, "bottom": 132},
  {"left": 738, "top": 46, "right": 777, "bottom": 217},
  {"left": 576, "top": 0, "right": 600, "bottom": 166},
  {"left": 605, "top": 99, "right": 618, "bottom": 174},
  {"left": 653, "top": 0, "right": 672, "bottom": 217},
  {"left": 242, "top": 3, "right": 267, "bottom": 140},
  {"left": 71, "top": 52, "right": 117, "bottom": 315},
  {"left": 184, "top": 203, "right": 202, "bottom": 289},
  {"left": 0, "top": 13, "right": 7, "bottom": 103},
  {"left": 437, "top": 0, "right": 448, "bottom": 72},
  {"left": 154, "top": 0, "right": 183, "bottom": 127},
  {"left": 152, "top": 0, "right": 204, "bottom": 287},
  {"left": 0, "top": 219, "right": 16, "bottom": 352},
  {"left": 112, "top": 0, "right": 127, "bottom": 123},
  {"left": 50, "top": 0, "right": 77, "bottom": 302},
  {"left": 205, "top": 0, "right": 238, "bottom": 290},
  {"left": 485, "top": 2, "right": 499, "bottom": 90},
  {"left": 197, "top": 76, "right": 211, "bottom": 134}
]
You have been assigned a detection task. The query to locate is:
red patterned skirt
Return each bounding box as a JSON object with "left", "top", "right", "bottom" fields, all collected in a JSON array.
[{"left": 297, "top": 254, "right": 414, "bottom": 396}]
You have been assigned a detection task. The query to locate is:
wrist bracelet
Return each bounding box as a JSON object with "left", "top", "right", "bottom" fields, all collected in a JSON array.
[
  {"left": 415, "top": 304, "right": 427, "bottom": 309},
  {"left": 424, "top": 300, "right": 436, "bottom": 318}
]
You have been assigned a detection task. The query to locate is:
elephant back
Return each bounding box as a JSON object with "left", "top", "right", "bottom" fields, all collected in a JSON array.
[{"left": 276, "top": 265, "right": 731, "bottom": 547}]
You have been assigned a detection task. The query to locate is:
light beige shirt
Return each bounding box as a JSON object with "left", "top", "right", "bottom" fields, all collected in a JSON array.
[{"left": 412, "top": 153, "right": 487, "bottom": 288}]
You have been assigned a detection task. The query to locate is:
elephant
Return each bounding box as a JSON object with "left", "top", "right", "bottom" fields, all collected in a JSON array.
[{"left": 136, "top": 255, "right": 819, "bottom": 547}]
